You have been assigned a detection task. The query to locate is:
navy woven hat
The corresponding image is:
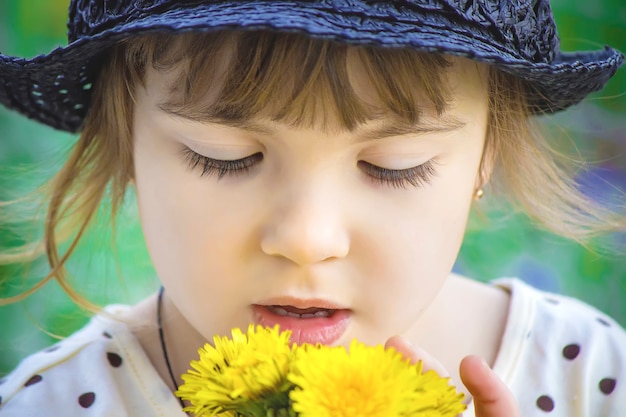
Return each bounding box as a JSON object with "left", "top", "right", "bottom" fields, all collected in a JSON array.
[{"left": 0, "top": 0, "right": 623, "bottom": 133}]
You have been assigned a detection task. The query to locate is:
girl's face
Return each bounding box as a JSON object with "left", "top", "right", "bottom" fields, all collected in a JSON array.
[{"left": 132, "top": 54, "right": 489, "bottom": 347}]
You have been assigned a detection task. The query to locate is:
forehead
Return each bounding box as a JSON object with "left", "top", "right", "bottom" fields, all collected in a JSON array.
[{"left": 133, "top": 32, "right": 489, "bottom": 131}]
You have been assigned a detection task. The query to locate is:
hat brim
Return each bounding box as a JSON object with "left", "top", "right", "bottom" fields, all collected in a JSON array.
[{"left": 0, "top": 1, "right": 623, "bottom": 132}]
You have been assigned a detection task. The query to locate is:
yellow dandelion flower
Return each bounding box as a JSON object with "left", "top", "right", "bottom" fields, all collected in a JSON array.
[
  {"left": 288, "top": 340, "right": 465, "bottom": 417},
  {"left": 176, "top": 325, "right": 294, "bottom": 417}
]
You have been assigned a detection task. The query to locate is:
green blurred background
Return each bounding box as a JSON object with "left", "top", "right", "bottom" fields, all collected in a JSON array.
[{"left": 0, "top": 0, "right": 625, "bottom": 376}]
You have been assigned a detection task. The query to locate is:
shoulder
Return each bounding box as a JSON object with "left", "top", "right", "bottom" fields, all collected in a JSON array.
[
  {"left": 493, "top": 278, "right": 626, "bottom": 416},
  {"left": 0, "top": 306, "right": 183, "bottom": 417}
]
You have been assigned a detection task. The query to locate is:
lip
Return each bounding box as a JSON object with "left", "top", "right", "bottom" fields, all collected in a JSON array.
[
  {"left": 252, "top": 298, "right": 351, "bottom": 345},
  {"left": 255, "top": 296, "right": 349, "bottom": 311}
]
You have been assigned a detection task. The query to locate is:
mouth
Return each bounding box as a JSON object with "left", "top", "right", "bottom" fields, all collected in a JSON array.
[{"left": 252, "top": 303, "right": 351, "bottom": 345}]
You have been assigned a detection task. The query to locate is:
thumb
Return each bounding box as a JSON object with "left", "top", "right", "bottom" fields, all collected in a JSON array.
[{"left": 460, "top": 355, "right": 519, "bottom": 417}]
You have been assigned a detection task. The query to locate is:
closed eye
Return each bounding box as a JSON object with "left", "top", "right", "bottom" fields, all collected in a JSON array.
[
  {"left": 358, "top": 160, "right": 437, "bottom": 189},
  {"left": 181, "top": 147, "right": 263, "bottom": 179}
]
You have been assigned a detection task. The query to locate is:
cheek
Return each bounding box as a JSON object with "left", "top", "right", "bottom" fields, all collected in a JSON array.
[
  {"left": 367, "top": 147, "right": 478, "bottom": 261},
  {"left": 132, "top": 140, "right": 223, "bottom": 284},
  {"left": 353, "top": 151, "right": 479, "bottom": 332},
  {"left": 132, "top": 139, "right": 267, "bottom": 284},
  {"left": 367, "top": 199, "right": 470, "bottom": 294},
  {"left": 405, "top": 147, "right": 482, "bottom": 275},
  {"left": 132, "top": 141, "right": 264, "bottom": 335}
]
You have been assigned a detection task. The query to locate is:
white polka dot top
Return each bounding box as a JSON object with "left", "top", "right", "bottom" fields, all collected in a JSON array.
[
  {"left": 479, "top": 278, "right": 626, "bottom": 417},
  {"left": 0, "top": 305, "right": 186, "bottom": 416}
]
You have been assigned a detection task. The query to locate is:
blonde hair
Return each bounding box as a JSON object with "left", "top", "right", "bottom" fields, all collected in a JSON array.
[{"left": 1, "top": 31, "right": 623, "bottom": 310}]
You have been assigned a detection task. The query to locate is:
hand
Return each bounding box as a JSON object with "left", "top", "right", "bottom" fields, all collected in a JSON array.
[{"left": 385, "top": 336, "right": 520, "bottom": 417}]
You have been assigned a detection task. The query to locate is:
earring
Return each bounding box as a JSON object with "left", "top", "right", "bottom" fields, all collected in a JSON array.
[{"left": 474, "top": 188, "right": 484, "bottom": 200}]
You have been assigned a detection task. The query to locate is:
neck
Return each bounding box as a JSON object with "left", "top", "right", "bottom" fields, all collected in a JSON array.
[
  {"left": 125, "top": 290, "right": 207, "bottom": 397},
  {"left": 402, "top": 275, "right": 510, "bottom": 398}
]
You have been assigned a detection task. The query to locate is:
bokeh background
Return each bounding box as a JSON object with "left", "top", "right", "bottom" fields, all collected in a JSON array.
[{"left": 1, "top": 0, "right": 625, "bottom": 376}]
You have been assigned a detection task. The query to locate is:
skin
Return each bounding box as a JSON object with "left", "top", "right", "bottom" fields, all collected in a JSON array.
[{"left": 128, "top": 53, "right": 519, "bottom": 416}]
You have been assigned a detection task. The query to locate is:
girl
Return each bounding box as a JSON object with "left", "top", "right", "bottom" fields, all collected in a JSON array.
[{"left": 0, "top": 1, "right": 624, "bottom": 416}]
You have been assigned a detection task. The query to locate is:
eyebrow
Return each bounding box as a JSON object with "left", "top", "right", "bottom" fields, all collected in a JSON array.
[
  {"left": 359, "top": 119, "right": 466, "bottom": 140},
  {"left": 158, "top": 106, "right": 466, "bottom": 140},
  {"left": 159, "top": 106, "right": 276, "bottom": 135}
]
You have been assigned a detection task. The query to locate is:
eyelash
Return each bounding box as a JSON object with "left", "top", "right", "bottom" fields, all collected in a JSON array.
[
  {"left": 181, "top": 147, "right": 263, "bottom": 179},
  {"left": 182, "top": 147, "right": 436, "bottom": 189},
  {"left": 358, "top": 160, "right": 437, "bottom": 189}
]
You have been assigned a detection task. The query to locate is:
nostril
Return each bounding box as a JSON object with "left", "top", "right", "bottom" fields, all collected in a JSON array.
[
  {"left": 259, "top": 184, "right": 350, "bottom": 265},
  {"left": 260, "top": 222, "right": 349, "bottom": 266}
]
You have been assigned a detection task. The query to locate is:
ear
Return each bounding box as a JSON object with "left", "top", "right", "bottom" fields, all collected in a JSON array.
[{"left": 475, "top": 134, "right": 496, "bottom": 191}]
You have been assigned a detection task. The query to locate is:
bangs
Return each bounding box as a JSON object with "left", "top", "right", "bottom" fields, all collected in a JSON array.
[{"left": 122, "top": 31, "right": 453, "bottom": 131}]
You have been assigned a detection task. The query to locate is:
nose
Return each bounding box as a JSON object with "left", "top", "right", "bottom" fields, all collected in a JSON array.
[{"left": 260, "top": 176, "right": 350, "bottom": 266}]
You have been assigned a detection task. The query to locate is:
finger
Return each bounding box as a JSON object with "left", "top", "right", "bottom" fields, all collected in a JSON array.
[
  {"left": 460, "top": 355, "right": 520, "bottom": 417},
  {"left": 384, "top": 335, "right": 449, "bottom": 377}
]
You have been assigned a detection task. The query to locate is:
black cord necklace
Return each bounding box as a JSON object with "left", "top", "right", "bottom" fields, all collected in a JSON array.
[{"left": 157, "top": 286, "right": 187, "bottom": 410}]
